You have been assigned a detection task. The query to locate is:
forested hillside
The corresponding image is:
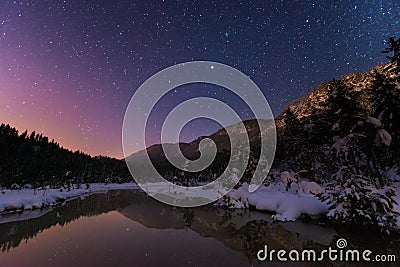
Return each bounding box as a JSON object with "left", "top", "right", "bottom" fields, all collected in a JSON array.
[{"left": 0, "top": 124, "right": 131, "bottom": 188}]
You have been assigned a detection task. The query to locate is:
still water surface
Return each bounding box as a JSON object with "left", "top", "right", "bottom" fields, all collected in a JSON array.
[{"left": 0, "top": 190, "right": 398, "bottom": 267}]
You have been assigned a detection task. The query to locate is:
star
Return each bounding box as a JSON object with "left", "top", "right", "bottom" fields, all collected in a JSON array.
[{"left": 1, "top": 0, "right": 399, "bottom": 157}]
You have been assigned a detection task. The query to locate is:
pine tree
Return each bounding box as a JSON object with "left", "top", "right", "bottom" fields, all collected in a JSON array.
[
  {"left": 319, "top": 174, "right": 398, "bottom": 234},
  {"left": 382, "top": 37, "right": 400, "bottom": 65},
  {"left": 0, "top": 124, "right": 132, "bottom": 187}
]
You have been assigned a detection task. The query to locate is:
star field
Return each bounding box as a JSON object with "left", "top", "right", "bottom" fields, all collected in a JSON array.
[{"left": 1, "top": 0, "right": 399, "bottom": 158}]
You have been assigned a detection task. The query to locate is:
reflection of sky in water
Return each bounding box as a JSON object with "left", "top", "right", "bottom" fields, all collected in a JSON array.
[
  {"left": 0, "top": 191, "right": 397, "bottom": 267},
  {"left": 0, "top": 211, "right": 254, "bottom": 267}
]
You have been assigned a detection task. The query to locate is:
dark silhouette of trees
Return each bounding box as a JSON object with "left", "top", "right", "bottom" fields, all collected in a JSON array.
[
  {"left": 382, "top": 37, "right": 400, "bottom": 65},
  {"left": 0, "top": 123, "right": 131, "bottom": 188}
]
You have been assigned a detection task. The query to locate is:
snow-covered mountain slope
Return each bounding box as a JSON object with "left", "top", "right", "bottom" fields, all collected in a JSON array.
[
  {"left": 127, "top": 62, "right": 400, "bottom": 184},
  {"left": 274, "top": 62, "right": 400, "bottom": 182}
]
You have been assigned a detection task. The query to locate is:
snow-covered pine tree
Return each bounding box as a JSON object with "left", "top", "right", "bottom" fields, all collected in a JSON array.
[
  {"left": 319, "top": 172, "right": 398, "bottom": 234},
  {"left": 318, "top": 71, "right": 400, "bottom": 233}
]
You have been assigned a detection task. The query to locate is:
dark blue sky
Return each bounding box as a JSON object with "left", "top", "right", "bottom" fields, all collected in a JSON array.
[{"left": 1, "top": 0, "right": 399, "bottom": 158}]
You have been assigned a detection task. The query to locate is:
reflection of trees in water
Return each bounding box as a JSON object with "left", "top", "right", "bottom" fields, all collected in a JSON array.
[
  {"left": 120, "top": 200, "right": 334, "bottom": 264},
  {"left": 182, "top": 209, "right": 195, "bottom": 229},
  {"left": 228, "top": 220, "right": 306, "bottom": 262},
  {"left": 234, "top": 220, "right": 270, "bottom": 261},
  {"left": 1, "top": 190, "right": 395, "bottom": 265},
  {"left": 334, "top": 227, "right": 400, "bottom": 263},
  {"left": 0, "top": 190, "right": 141, "bottom": 252}
]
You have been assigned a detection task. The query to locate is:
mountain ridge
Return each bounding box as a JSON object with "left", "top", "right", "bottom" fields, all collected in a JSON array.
[{"left": 127, "top": 61, "right": 400, "bottom": 184}]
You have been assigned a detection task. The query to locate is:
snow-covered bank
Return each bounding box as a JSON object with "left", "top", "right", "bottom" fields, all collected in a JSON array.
[
  {"left": 221, "top": 180, "right": 400, "bottom": 230},
  {"left": 0, "top": 183, "right": 139, "bottom": 215},
  {"left": 2, "top": 179, "right": 400, "bottom": 231},
  {"left": 221, "top": 182, "right": 329, "bottom": 222}
]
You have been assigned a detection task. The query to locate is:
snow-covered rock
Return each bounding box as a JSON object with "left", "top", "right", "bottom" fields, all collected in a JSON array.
[
  {"left": 366, "top": 116, "right": 382, "bottom": 127},
  {"left": 298, "top": 181, "right": 324, "bottom": 195},
  {"left": 377, "top": 129, "right": 392, "bottom": 146}
]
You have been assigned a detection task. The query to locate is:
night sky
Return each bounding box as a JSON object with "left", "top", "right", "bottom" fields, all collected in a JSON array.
[{"left": 1, "top": 1, "right": 399, "bottom": 158}]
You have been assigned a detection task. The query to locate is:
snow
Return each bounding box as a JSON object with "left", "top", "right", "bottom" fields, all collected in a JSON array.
[
  {"left": 298, "top": 181, "right": 324, "bottom": 195},
  {"left": 386, "top": 167, "right": 400, "bottom": 182},
  {"left": 377, "top": 129, "right": 392, "bottom": 146},
  {"left": 0, "top": 183, "right": 139, "bottom": 215},
  {"left": 221, "top": 182, "right": 329, "bottom": 222},
  {"left": 332, "top": 136, "right": 347, "bottom": 154},
  {"left": 366, "top": 116, "right": 382, "bottom": 127},
  {"left": 280, "top": 171, "right": 297, "bottom": 186},
  {"left": 140, "top": 181, "right": 225, "bottom": 204},
  {"left": 222, "top": 181, "right": 400, "bottom": 229},
  {"left": 2, "top": 179, "right": 400, "bottom": 230},
  {"left": 393, "top": 183, "right": 400, "bottom": 227}
]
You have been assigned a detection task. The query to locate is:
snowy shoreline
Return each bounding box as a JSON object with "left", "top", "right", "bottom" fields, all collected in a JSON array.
[
  {"left": 220, "top": 182, "right": 329, "bottom": 221},
  {"left": 0, "top": 183, "right": 139, "bottom": 222},
  {"left": 1, "top": 180, "right": 400, "bottom": 230},
  {"left": 220, "top": 179, "right": 400, "bottom": 230}
]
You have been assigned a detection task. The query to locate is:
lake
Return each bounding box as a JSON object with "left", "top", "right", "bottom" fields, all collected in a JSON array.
[{"left": 0, "top": 190, "right": 398, "bottom": 266}]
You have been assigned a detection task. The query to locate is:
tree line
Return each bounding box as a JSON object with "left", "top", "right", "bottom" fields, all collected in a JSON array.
[{"left": 0, "top": 124, "right": 131, "bottom": 188}]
